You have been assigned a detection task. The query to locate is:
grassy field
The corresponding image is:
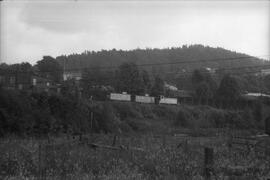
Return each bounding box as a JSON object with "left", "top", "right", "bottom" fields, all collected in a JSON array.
[
  {"left": 1, "top": 128, "right": 270, "bottom": 180},
  {"left": 1, "top": 90, "right": 270, "bottom": 179}
]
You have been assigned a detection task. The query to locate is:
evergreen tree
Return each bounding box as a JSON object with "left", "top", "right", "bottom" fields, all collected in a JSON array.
[
  {"left": 141, "top": 70, "right": 151, "bottom": 94},
  {"left": 217, "top": 75, "right": 241, "bottom": 100},
  {"left": 36, "top": 56, "right": 63, "bottom": 82},
  {"left": 115, "top": 62, "right": 143, "bottom": 94},
  {"left": 191, "top": 69, "right": 217, "bottom": 101},
  {"left": 151, "top": 76, "right": 164, "bottom": 97}
]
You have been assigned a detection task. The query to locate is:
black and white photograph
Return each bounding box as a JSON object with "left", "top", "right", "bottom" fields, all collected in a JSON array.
[{"left": 0, "top": 0, "right": 270, "bottom": 179}]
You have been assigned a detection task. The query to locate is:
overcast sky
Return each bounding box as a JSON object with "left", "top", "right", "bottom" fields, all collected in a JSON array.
[{"left": 0, "top": 0, "right": 269, "bottom": 64}]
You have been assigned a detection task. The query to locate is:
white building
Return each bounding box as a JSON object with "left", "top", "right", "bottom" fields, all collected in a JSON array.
[
  {"left": 261, "top": 69, "right": 270, "bottom": 76},
  {"left": 63, "top": 71, "right": 82, "bottom": 81},
  {"left": 165, "top": 83, "right": 178, "bottom": 91}
]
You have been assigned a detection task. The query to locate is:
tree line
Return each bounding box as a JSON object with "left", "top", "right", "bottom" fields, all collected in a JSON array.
[{"left": 2, "top": 55, "right": 270, "bottom": 101}]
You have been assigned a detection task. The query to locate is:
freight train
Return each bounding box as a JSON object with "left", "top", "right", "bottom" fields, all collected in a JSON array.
[{"left": 109, "top": 92, "right": 178, "bottom": 105}]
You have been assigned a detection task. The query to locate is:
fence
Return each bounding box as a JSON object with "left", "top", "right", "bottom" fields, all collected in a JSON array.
[
  {"left": 1, "top": 132, "right": 270, "bottom": 179},
  {"left": 31, "top": 133, "right": 270, "bottom": 180}
]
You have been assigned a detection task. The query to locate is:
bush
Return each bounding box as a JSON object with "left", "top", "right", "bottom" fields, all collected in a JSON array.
[
  {"left": 0, "top": 109, "right": 8, "bottom": 137},
  {"left": 173, "top": 105, "right": 259, "bottom": 129},
  {"left": 0, "top": 88, "right": 263, "bottom": 137},
  {"left": 174, "top": 109, "right": 191, "bottom": 127},
  {"left": 111, "top": 102, "right": 143, "bottom": 120},
  {"left": 126, "top": 118, "right": 151, "bottom": 132},
  {"left": 97, "top": 103, "right": 121, "bottom": 133},
  {"left": 207, "top": 109, "right": 226, "bottom": 128}
]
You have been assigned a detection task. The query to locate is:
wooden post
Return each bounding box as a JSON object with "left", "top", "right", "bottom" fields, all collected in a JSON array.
[
  {"left": 60, "top": 145, "right": 67, "bottom": 180},
  {"left": 79, "top": 132, "right": 82, "bottom": 141},
  {"left": 265, "top": 116, "right": 270, "bottom": 135},
  {"left": 38, "top": 143, "right": 46, "bottom": 180},
  {"left": 38, "top": 144, "right": 41, "bottom": 180},
  {"left": 112, "top": 135, "right": 117, "bottom": 146},
  {"left": 183, "top": 139, "right": 188, "bottom": 153},
  {"left": 204, "top": 147, "right": 214, "bottom": 180},
  {"left": 162, "top": 135, "right": 166, "bottom": 147},
  {"left": 90, "top": 111, "right": 94, "bottom": 134},
  {"left": 43, "top": 144, "right": 48, "bottom": 180}
]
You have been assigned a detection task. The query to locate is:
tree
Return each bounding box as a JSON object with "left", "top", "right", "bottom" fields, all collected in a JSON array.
[
  {"left": 264, "top": 75, "right": 270, "bottom": 92},
  {"left": 81, "top": 68, "right": 113, "bottom": 100},
  {"left": 151, "top": 75, "right": 164, "bottom": 97},
  {"left": 192, "top": 69, "right": 205, "bottom": 85},
  {"left": 141, "top": 70, "right": 151, "bottom": 94},
  {"left": 115, "top": 62, "right": 143, "bottom": 94},
  {"left": 0, "top": 62, "right": 33, "bottom": 72},
  {"left": 253, "top": 101, "right": 262, "bottom": 123},
  {"left": 217, "top": 75, "right": 241, "bottom": 100},
  {"left": 195, "top": 82, "right": 212, "bottom": 100},
  {"left": 36, "top": 56, "right": 63, "bottom": 82},
  {"left": 191, "top": 69, "right": 217, "bottom": 101}
]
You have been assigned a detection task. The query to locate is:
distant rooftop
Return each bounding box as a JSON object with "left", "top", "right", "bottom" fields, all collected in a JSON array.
[
  {"left": 242, "top": 92, "right": 270, "bottom": 100},
  {"left": 244, "top": 93, "right": 270, "bottom": 97}
]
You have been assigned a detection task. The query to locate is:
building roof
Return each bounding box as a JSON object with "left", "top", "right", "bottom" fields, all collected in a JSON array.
[
  {"left": 242, "top": 92, "right": 270, "bottom": 100},
  {"left": 164, "top": 83, "right": 178, "bottom": 91}
]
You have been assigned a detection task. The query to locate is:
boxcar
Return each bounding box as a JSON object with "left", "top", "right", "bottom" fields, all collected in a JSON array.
[
  {"left": 110, "top": 93, "right": 131, "bottom": 101},
  {"left": 135, "top": 95, "right": 155, "bottom": 104},
  {"left": 159, "top": 97, "right": 178, "bottom": 105}
]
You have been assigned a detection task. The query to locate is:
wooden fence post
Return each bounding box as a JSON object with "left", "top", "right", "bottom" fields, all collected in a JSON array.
[
  {"left": 38, "top": 143, "right": 46, "bottom": 180},
  {"left": 112, "top": 134, "right": 117, "bottom": 146},
  {"left": 204, "top": 147, "right": 214, "bottom": 180},
  {"left": 265, "top": 116, "right": 270, "bottom": 135},
  {"left": 183, "top": 139, "right": 188, "bottom": 153},
  {"left": 38, "top": 143, "right": 42, "bottom": 180},
  {"left": 162, "top": 135, "right": 166, "bottom": 147}
]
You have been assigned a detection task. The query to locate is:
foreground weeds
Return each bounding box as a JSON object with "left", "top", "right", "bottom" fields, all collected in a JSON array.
[{"left": 0, "top": 132, "right": 270, "bottom": 180}]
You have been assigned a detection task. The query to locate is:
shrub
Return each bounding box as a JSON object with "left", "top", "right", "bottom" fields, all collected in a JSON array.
[
  {"left": 126, "top": 118, "right": 151, "bottom": 132},
  {"left": 111, "top": 102, "right": 143, "bottom": 120},
  {"left": 174, "top": 109, "right": 191, "bottom": 127}
]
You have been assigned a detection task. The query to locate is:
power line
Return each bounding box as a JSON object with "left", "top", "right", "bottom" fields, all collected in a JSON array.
[
  {"left": 7, "top": 62, "right": 270, "bottom": 84},
  {"left": 80, "top": 64, "right": 270, "bottom": 83},
  {"left": 2, "top": 54, "right": 268, "bottom": 74},
  {"left": 60, "top": 54, "right": 270, "bottom": 72},
  {"left": 1, "top": 55, "right": 270, "bottom": 86},
  {"left": 1, "top": 66, "right": 269, "bottom": 87}
]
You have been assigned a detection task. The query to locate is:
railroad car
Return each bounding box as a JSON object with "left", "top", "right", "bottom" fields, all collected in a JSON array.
[
  {"left": 159, "top": 96, "right": 178, "bottom": 105},
  {"left": 135, "top": 95, "right": 155, "bottom": 104},
  {"left": 110, "top": 92, "right": 131, "bottom": 101}
]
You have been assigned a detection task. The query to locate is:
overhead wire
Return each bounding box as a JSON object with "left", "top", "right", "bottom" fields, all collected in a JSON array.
[{"left": 1, "top": 54, "right": 270, "bottom": 86}]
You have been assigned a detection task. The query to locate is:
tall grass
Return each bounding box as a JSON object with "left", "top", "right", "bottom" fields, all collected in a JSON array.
[
  {"left": 174, "top": 105, "right": 261, "bottom": 130},
  {"left": 1, "top": 133, "right": 269, "bottom": 179}
]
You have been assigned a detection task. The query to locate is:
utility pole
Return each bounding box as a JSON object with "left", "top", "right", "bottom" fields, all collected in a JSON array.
[
  {"left": 204, "top": 147, "right": 214, "bottom": 180},
  {"left": 89, "top": 98, "right": 94, "bottom": 135},
  {"left": 63, "top": 58, "right": 66, "bottom": 81},
  {"left": 91, "top": 111, "right": 94, "bottom": 134},
  {"left": 259, "top": 70, "right": 263, "bottom": 125}
]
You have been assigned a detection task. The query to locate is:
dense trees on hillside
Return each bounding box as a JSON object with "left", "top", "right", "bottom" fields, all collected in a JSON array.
[
  {"left": 55, "top": 45, "right": 268, "bottom": 92},
  {"left": 191, "top": 69, "right": 217, "bottom": 102},
  {"left": 57, "top": 45, "right": 266, "bottom": 71},
  {"left": 263, "top": 75, "right": 270, "bottom": 92},
  {"left": 151, "top": 76, "right": 165, "bottom": 97},
  {"left": 1, "top": 45, "right": 269, "bottom": 97},
  {"left": 217, "top": 75, "right": 241, "bottom": 100},
  {"left": 81, "top": 67, "right": 114, "bottom": 100},
  {"left": 80, "top": 62, "right": 166, "bottom": 99},
  {"left": 0, "top": 62, "right": 33, "bottom": 72},
  {"left": 141, "top": 70, "right": 152, "bottom": 94},
  {"left": 36, "top": 56, "right": 63, "bottom": 82},
  {"left": 57, "top": 45, "right": 266, "bottom": 74},
  {"left": 115, "top": 62, "right": 143, "bottom": 94}
]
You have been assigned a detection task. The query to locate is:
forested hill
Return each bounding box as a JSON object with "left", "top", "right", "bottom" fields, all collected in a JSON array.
[{"left": 56, "top": 44, "right": 268, "bottom": 75}]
